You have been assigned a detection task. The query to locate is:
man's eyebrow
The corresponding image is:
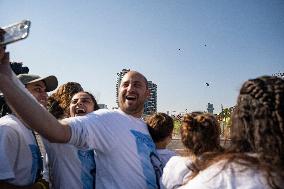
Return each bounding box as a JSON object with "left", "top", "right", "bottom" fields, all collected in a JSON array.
[
  {"left": 134, "top": 81, "right": 143, "bottom": 84},
  {"left": 34, "top": 83, "right": 45, "bottom": 87}
]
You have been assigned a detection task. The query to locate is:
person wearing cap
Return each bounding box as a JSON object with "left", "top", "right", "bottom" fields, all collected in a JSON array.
[
  {"left": 0, "top": 46, "right": 163, "bottom": 189},
  {"left": 0, "top": 72, "right": 58, "bottom": 188},
  {"left": 17, "top": 74, "right": 58, "bottom": 107}
]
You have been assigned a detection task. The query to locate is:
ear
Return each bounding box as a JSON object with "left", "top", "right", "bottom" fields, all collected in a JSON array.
[
  {"left": 166, "top": 135, "right": 172, "bottom": 144},
  {"left": 145, "top": 88, "right": 150, "bottom": 99}
]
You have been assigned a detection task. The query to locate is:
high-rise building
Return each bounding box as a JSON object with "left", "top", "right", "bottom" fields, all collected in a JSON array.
[
  {"left": 116, "top": 69, "right": 130, "bottom": 105},
  {"left": 207, "top": 103, "right": 214, "bottom": 114},
  {"left": 272, "top": 71, "right": 284, "bottom": 79},
  {"left": 115, "top": 69, "right": 157, "bottom": 115},
  {"left": 144, "top": 81, "right": 157, "bottom": 115}
]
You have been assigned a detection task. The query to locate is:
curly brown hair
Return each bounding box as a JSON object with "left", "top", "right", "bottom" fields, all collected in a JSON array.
[
  {"left": 181, "top": 112, "right": 222, "bottom": 156},
  {"left": 230, "top": 76, "right": 284, "bottom": 158},
  {"left": 146, "top": 113, "right": 174, "bottom": 143},
  {"left": 190, "top": 76, "right": 284, "bottom": 189},
  {"left": 47, "top": 82, "right": 83, "bottom": 119}
]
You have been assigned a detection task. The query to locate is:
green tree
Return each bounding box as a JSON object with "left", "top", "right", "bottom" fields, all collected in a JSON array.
[{"left": 219, "top": 107, "right": 233, "bottom": 138}]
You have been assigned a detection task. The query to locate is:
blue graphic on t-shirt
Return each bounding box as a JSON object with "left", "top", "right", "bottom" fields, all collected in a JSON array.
[
  {"left": 29, "top": 145, "right": 43, "bottom": 182},
  {"left": 131, "top": 130, "right": 163, "bottom": 189},
  {"left": 78, "top": 149, "right": 96, "bottom": 189}
]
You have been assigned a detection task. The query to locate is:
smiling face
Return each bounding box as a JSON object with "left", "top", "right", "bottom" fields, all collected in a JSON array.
[
  {"left": 70, "top": 92, "right": 95, "bottom": 117},
  {"left": 118, "top": 71, "right": 150, "bottom": 117}
]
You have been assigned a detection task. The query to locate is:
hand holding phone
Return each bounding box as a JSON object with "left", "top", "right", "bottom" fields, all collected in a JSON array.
[{"left": 0, "top": 20, "right": 31, "bottom": 46}]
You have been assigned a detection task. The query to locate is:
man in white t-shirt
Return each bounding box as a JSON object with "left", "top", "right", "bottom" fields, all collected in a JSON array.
[
  {"left": 0, "top": 73, "right": 58, "bottom": 188},
  {"left": 0, "top": 48, "right": 163, "bottom": 188}
]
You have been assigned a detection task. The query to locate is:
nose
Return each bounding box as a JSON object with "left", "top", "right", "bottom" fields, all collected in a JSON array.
[
  {"left": 126, "top": 83, "right": 135, "bottom": 92},
  {"left": 76, "top": 99, "right": 84, "bottom": 106},
  {"left": 41, "top": 91, "right": 48, "bottom": 99}
]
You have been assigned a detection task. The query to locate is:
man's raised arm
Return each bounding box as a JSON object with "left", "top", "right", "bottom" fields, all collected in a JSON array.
[{"left": 0, "top": 47, "right": 71, "bottom": 143}]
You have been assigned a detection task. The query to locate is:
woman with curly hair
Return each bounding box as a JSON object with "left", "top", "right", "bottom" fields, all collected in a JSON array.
[
  {"left": 44, "top": 91, "right": 99, "bottom": 189},
  {"left": 47, "top": 82, "right": 83, "bottom": 119},
  {"left": 178, "top": 76, "right": 284, "bottom": 189},
  {"left": 161, "top": 112, "right": 222, "bottom": 189}
]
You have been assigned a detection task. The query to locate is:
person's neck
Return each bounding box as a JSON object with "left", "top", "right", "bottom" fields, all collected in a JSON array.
[
  {"left": 155, "top": 140, "right": 169, "bottom": 149},
  {"left": 119, "top": 108, "right": 143, "bottom": 118},
  {"left": 131, "top": 113, "right": 142, "bottom": 118},
  {"left": 186, "top": 150, "right": 197, "bottom": 160}
]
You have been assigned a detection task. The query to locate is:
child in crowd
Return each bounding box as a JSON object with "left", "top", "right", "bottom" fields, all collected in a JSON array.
[
  {"left": 161, "top": 112, "right": 223, "bottom": 189},
  {"left": 146, "top": 112, "right": 177, "bottom": 167}
]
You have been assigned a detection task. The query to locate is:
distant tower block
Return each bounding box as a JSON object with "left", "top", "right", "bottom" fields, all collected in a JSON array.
[
  {"left": 272, "top": 71, "right": 284, "bottom": 79},
  {"left": 143, "top": 81, "right": 157, "bottom": 115},
  {"left": 207, "top": 103, "right": 214, "bottom": 114},
  {"left": 116, "top": 69, "right": 130, "bottom": 105}
]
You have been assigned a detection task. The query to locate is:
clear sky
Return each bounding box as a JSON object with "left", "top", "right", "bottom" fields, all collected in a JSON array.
[{"left": 1, "top": 0, "right": 284, "bottom": 114}]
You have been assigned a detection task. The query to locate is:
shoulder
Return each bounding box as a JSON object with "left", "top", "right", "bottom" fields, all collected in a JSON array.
[
  {"left": 0, "top": 125, "right": 20, "bottom": 149},
  {"left": 0, "top": 114, "right": 19, "bottom": 125},
  {"left": 0, "top": 115, "right": 20, "bottom": 135},
  {"left": 162, "top": 156, "right": 192, "bottom": 189},
  {"left": 65, "top": 109, "right": 119, "bottom": 122},
  {"left": 182, "top": 160, "right": 269, "bottom": 189},
  {"left": 0, "top": 125, "right": 19, "bottom": 139},
  {"left": 0, "top": 115, "right": 29, "bottom": 137},
  {"left": 89, "top": 109, "right": 132, "bottom": 123},
  {"left": 93, "top": 109, "right": 125, "bottom": 118},
  {"left": 163, "top": 156, "right": 192, "bottom": 176},
  {"left": 165, "top": 156, "right": 191, "bottom": 169}
]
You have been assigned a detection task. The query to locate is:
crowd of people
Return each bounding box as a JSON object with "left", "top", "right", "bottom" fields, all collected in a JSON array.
[{"left": 0, "top": 39, "right": 284, "bottom": 188}]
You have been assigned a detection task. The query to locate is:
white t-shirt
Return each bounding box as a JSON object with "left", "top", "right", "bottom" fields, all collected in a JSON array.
[
  {"left": 156, "top": 149, "right": 177, "bottom": 167},
  {"left": 43, "top": 139, "right": 96, "bottom": 189},
  {"left": 65, "top": 109, "right": 163, "bottom": 189},
  {"left": 0, "top": 114, "right": 42, "bottom": 186},
  {"left": 161, "top": 156, "right": 193, "bottom": 189},
  {"left": 178, "top": 160, "right": 274, "bottom": 189}
]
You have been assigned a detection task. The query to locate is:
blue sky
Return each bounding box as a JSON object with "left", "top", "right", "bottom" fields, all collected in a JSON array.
[{"left": 1, "top": 0, "right": 283, "bottom": 114}]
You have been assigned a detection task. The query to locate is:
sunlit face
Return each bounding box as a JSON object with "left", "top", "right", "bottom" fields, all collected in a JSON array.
[
  {"left": 118, "top": 71, "right": 149, "bottom": 117},
  {"left": 70, "top": 92, "right": 95, "bottom": 117},
  {"left": 26, "top": 81, "right": 48, "bottom": 107}
]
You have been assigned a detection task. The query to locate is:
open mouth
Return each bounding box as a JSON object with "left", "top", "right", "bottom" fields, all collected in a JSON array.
[
  {"left": 75, "top": 108, "right": 86, "bottom": 114},
  {"left": 126, "top": 95, "right": 136, "bottom": 101}
]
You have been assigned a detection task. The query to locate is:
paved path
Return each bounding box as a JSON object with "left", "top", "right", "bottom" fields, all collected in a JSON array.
[{"left": 167, "top": 138, "right": 231, "bottom": 155}]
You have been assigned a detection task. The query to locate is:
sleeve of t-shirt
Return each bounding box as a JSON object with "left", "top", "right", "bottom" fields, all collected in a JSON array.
[
  {"left": 0, "top": 126, "right": 19, "bottom": 180},
  {"left": 161, "top": 156, "right": 192, "bottom": 189},
  {"left": 65, "top": 111, "right": 117, "bottom": 153}
]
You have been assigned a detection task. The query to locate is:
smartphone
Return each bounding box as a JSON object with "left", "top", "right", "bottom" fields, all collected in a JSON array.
[{"left": 0, "top": 20, "right": 31, "bottom": 46}]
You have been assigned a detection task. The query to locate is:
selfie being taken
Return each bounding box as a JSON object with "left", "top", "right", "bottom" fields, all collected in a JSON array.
[{"left": 0, "top": 1, "right": 283, "bottom": 189}]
